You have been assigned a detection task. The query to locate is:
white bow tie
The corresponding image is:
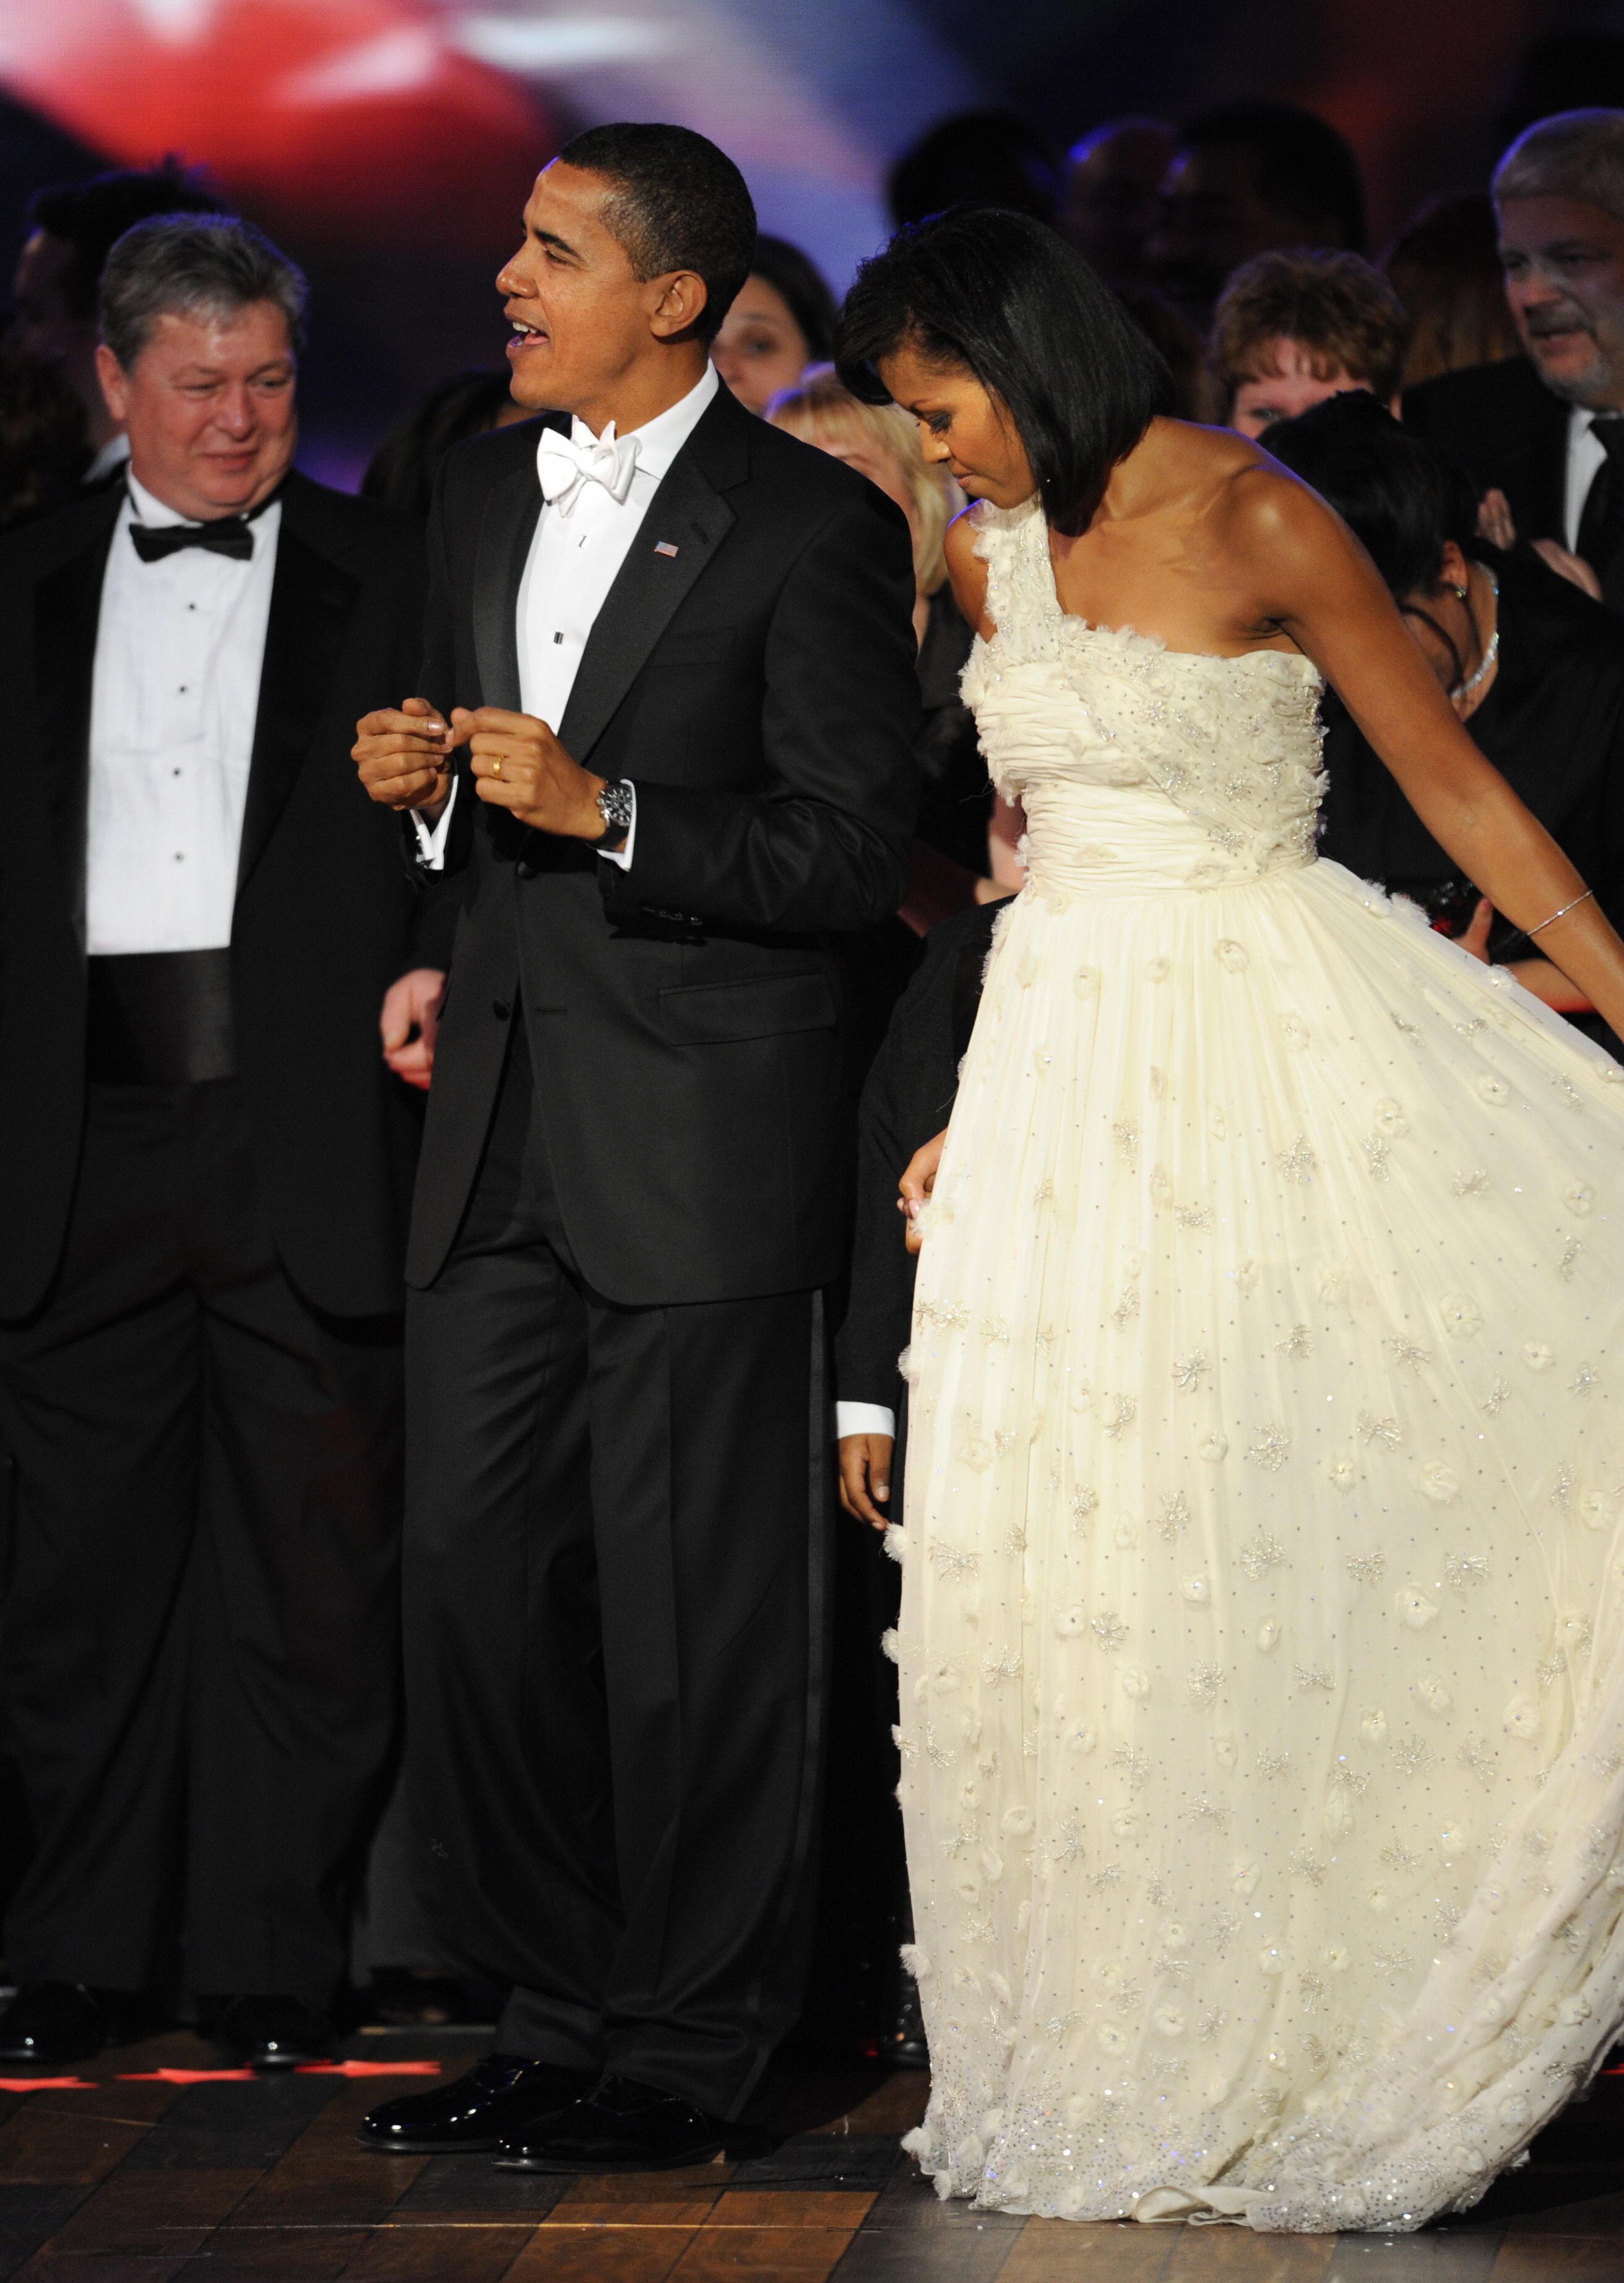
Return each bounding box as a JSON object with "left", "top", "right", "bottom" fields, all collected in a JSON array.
[{"left": 535, "top": 419, "right": 640, "bottom": 516}]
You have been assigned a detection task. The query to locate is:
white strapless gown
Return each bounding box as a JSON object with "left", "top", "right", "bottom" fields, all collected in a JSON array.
[{"left": 894, "top": 496, "right": 1624, "bottom": 2232}]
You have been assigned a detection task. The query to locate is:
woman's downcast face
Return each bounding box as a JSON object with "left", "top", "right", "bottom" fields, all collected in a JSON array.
[{"left": 879, "top": 342, "right": 1035, "bottom": 509}]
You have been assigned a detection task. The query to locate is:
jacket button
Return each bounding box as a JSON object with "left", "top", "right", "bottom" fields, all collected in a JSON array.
[{"left": 492, "top": 999, "right": 511, "bottom": 1021}]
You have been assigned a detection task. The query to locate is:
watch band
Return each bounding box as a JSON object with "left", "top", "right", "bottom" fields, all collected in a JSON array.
[{"left": 593, "top": 777, "right": 634, "bottom": 848}]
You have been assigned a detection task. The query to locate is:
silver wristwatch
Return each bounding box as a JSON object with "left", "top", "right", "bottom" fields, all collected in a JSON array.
[{"left": 594, "top": 776, "right": 634, "bottom": 848}]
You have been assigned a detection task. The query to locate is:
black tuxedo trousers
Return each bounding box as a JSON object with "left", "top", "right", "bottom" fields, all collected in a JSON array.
[
  {"left": 0, "top": 1080, "right": 401, "bottom": 2004},
  {"left": 404, "top": 1018, "right": 827, "bottom": 2114}
]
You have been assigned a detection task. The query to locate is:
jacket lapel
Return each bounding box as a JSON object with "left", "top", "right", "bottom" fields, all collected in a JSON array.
[
  {"left": 557, "top": 388, "right": 748, "bottom": 765},
  {"left": 472, "top": 423, "right": 553, "bottom": 709},
  {"left": 34, "top": 500, "right": 119, "bottom": 946},
  {"left": 236, "top": 483, "right": 359, "bottom": 894}
]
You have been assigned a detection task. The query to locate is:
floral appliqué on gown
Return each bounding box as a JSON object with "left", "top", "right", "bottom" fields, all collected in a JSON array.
[{"left": 893, "top": 495, "right": 1624, "bottom": 2231}]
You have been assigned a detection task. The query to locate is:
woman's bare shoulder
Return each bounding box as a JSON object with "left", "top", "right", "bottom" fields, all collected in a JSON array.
[{"left": 944, "top": 505, "right": 992, "bottom": 633}]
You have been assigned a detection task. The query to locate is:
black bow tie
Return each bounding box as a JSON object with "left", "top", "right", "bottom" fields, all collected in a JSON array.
[{"left": 127, "top": 492, "right": 277, "bottom": 564}]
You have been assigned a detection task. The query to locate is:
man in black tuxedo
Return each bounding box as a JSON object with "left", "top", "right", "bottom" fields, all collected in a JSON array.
[
  {"left": 0, "top": 214, "right": 450, "bottom": 2068},
  {"left": 353, "top": 123, "right": 918, "bottom": 2172},
  {"left": 1404, "top": 108, "right": 1624, "bottom": 607}
]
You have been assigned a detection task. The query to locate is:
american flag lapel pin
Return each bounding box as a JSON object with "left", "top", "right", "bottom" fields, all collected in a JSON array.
[{"left": 654, "top": 540, "right": 680, "bottom": 557}]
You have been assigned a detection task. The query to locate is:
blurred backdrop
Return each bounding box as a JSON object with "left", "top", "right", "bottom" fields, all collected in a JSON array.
[{"left": 0, "top": 0, "right": 1619, "bottom": 481}]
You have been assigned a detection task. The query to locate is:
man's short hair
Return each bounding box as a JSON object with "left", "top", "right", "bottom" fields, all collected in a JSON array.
[
  {"left": 1180, "top": 99, "right": 1366, "bottom": 252},
  {"left": 554, "top": 122, "right": 756, "bottom": 345},
  {"left": 1493, "top": 107, "right": 1624, "bottom": 223},
  {"left": 99, "top": 214, "right": 308, "bottom": 372},
  {"left": 1209, "top": 249, "right": 1408, "bottom": 414},
  {"left": 26, "top": 161, "right": 224, "bottom": 321}
]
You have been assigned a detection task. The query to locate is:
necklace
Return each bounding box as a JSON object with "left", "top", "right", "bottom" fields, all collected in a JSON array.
[{"left": 1451, "top": 566, "right": 1499, "bottom": 707}]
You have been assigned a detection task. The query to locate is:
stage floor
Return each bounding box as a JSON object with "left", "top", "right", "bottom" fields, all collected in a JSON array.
[{"left": 1, "top": 2027, "right": 1622, "bottom": 2279}]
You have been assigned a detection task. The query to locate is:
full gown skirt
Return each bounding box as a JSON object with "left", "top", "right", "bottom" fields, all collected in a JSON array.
[{"left": 895, "top": 496, "right": 1624, "bottom": 2231}]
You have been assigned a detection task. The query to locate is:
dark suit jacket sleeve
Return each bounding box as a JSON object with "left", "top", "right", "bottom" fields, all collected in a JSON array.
[
  {"left": 399, "top": 461, "right": 477, "bottom": 888},
  {"left": 835, "top": 916, "right": 971, "bottom": 1411},
  {"left": 597, "top": 485, "right": 920, "bottom": 934}
]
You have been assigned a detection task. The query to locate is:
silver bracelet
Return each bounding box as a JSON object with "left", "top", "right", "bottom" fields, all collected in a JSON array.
[{"left": 1526, "top": 889, "right": 1596, "bottom": 938}]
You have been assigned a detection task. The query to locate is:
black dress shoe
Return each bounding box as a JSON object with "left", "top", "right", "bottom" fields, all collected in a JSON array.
[
  {"left": 495, "top": 2073, "right": 770, "bottom": 2173},
  {"left": 0, "top": 1982, "right": 110, "bottom": 2066},
  {"left": 358, "top": 2054, "right": 598, "bottom": 2154},
  {"left": 215, "top": 1995, "right": 337, "bottom": 2069}
]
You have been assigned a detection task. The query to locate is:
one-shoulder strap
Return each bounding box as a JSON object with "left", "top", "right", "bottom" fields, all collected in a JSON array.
[{"left": 969, "top": 496, "right": 1063, "bottom": 659}]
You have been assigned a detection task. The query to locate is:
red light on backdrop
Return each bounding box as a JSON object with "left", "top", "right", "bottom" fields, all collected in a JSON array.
[{"left": 0, "top": 0, "right": 555, "bottom": 254}]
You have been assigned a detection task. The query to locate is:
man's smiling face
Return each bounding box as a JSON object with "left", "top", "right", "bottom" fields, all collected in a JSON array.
[{"left": 1499, "top": 193, "right": 1624, "bottom": 410}]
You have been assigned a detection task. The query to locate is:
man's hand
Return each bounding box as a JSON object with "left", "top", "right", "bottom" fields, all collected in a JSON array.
[
  {"left": 451, "top": 706, "right": 608, "bottom": 841},
  {"left": 354, "top": 697, "right": 454, "bottom": 817},
  {"left": 838, "top": 1434, "right": 894, "bottom": 1530},
  {"left": 380, "top": 967, "right": 446, "bottom": 1091},
  {"left": 899, "top": 1126, "right": 948, "bottom": 1256}
]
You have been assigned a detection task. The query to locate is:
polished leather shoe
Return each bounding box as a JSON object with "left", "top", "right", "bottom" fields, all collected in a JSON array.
[
  {"left": 215, "top": 1995, "right": 337, "bottom": 2069},
  {"left": 495, "top": 2073, "right": 771, "bottom": 2173},
  {"left": 0, "top": 1982, "right": 110, "bottom": 2066},
  {"left": 358, "top": 2054, "right": 598, "bottom": 2154}
]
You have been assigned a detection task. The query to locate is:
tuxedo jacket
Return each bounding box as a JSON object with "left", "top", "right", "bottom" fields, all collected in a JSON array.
[
  {"left": 835, "top": 899, "right": 1008, "bottom": 1417},
  {"left": 1403, "top": 355, "right": 1571, "bottom": 546},
  {"left": 410, "top": 381, "right": 921, "bottom": 1306},
  {"left": 0, "top": 470, "right": 455, "bottom": 1323}
]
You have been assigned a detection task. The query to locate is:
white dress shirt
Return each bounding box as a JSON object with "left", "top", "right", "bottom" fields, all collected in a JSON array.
[
  {"left": 1565, "top": 405, "right": 1610, "bottom": 553},
  {"left": 416, "top": 363, "right": 720, "bottom": 872},
  {"left": 837, "top": 1399, "right": 897, "bottom": 1440},
  {"left": 85, "top": 470, "right": 281, "bottom": 955}
]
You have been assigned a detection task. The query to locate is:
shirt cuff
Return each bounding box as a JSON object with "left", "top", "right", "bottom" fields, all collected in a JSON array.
[
  {"left": 596, "top": 781, "right": 637, "bottom": 871},
  {"left": 836, "top": 1401, "right": 896, "bottom": 1441},
  {"left": 410, "top": 777, "right": 458, "bottom": 870}
]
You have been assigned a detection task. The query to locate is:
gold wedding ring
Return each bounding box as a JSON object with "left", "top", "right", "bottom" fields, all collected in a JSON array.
[{"left": 490, "top": 755, "right": 503, "bottom": 779}]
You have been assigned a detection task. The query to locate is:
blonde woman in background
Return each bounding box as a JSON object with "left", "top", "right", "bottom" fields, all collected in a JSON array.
[{"left": 771, "top": 366, "right": 1022, "bottom": 924}]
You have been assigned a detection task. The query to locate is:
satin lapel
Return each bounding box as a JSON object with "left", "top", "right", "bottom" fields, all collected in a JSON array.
[
  {"left": 472, "top": 435, "right": 550, "bottom": 709},
  {"left": 34, "top": 505, "right": 118, "bottom": 947},
  {"left": 558, "top": 449, "right": 737, "bottom": 765},
  {"left": 236, "top": 518, "right": 358, "bottom": 894}
]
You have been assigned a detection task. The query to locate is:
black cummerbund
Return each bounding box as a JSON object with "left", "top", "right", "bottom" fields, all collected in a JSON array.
[{"left": 85, "top": 948, "right": 236, "bottom": 1085}]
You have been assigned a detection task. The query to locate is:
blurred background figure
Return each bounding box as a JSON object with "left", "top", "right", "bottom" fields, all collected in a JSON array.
[
  {"left": 711, "top": 233, "right": 836, "bottom": 414},
  {"left": 888, "top": 108, "right": 1058, "bottom": 229},
  {"left": 0, "top": 340, "right": 89, "bottom": 530},
  {"left": 1147, "top": 98, "right": 1367, "bottom": 327},
  {"left": 1059, "top": 116, "right": 1176, "bottom": 288},
  {"left": 12, "top": 159, "right": 223, "bottom": 487},
  {"left": 361, "top": 368, "right": 527, "bottom": 519},
  {"left": 1209, "top": 248, "right": 1407, "bottom": 435},
  {"left": 1383, "top": 191, "right": 1521, "bottom": 388},
  {"left": 768, "top": 367, "right": 987, "bottom": 962},
  {"left": 1265, "top": 391, "right": 1624, "bottom": 1059},
  {"left": 1406, "top": 109, "right": 1624, "bottom": 610}
]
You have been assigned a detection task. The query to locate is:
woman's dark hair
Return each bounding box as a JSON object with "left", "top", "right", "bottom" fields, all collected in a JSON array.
[
  {"left": 0, "top": 345, "right": 89, "bottom": 531},
  {"left": 836, "top": 206, "right": 1174, "bottom": 534},
  {"left": 1258, "top": 393, "right": 1479, "bottom": 675},
  {"left": 361, "top": 370, "right": 518, "bottom": 519},
  {"left": 747, "top": 233, "right": 837, "bottom": 362}
]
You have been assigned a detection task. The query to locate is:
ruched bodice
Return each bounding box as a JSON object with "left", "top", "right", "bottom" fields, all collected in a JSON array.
[{"left": 961, "top": 496, "right": 1324, "bottom": 893}]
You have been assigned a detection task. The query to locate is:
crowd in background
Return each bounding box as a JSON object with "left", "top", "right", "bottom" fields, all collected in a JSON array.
[{"left": 4, "top": 20, "right": 1624, "bottom": 2074}]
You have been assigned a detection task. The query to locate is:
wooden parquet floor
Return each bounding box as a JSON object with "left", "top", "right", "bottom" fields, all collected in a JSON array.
[{"left": 1, "top": 2028, "right": 1622, "bottom": 2281}]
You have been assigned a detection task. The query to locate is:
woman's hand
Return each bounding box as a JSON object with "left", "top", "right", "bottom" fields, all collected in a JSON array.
[
  {"left": 899, "top": 1127, "right": 948, "bottom": 1256},
  {"left": 1452, "top": 895, "right": 1594, "bottom": 1012},
  {"left": 838, "top": 1434, "right": 894, "bottom": 1530}
]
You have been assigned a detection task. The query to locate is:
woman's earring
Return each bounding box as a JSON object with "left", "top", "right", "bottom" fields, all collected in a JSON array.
[{"left": 1451, "top": 584, "right": 1468, "bottom": 602}]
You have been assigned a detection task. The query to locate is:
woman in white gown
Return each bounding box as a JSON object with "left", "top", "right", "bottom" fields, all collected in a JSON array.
[{"left": 834, "top": 209, "right": 1624, "bottom": 2232}]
